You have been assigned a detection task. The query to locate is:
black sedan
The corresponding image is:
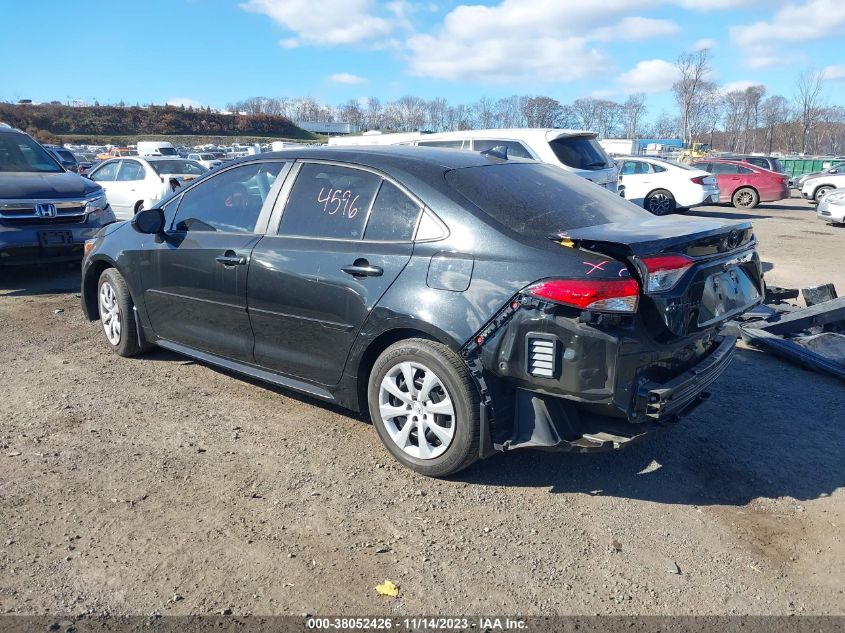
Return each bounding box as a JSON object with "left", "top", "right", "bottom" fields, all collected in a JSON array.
[{"left": 80, "top": 147, "right": 763, "bottom": 476}]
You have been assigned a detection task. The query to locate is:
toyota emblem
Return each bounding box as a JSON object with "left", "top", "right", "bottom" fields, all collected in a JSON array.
[{"left": 727, "top": 229, "right": 740, "bottom": 249}]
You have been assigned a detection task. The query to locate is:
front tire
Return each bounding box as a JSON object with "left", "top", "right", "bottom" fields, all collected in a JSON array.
[
  {"left": 368, "top": 339, "right": 479, "bottom": 477},
  {"left": 97, "top": 268, "right": 146, "bottom": 357},
  {"left": 814, "top": 186, "right": 833, "bottom": 203},
  {"left": 732, "top": 187, "right": 759, "bottom": 209},
  {"left": 644, "top": 189, "right": 676, "bottom": 215}
]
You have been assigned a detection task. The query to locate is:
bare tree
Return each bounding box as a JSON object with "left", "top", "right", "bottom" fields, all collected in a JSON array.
[
  {"left": 470, "top": 96, "right": 496, "bottom": 129},
  {"left": 571, "top": 98, "right": 601, "bottom": 132},
  {"left": 522, "top": 96, "right": 563, "bottom": 128},
  {"left": 794, "top": 69, "right": 825, "bottom": 154},
  {"left": 425, "top": 98, "right": 449, "bottom": 131},
  {"left": 672, "top": 49, "right": 714, "bottom": 145},
  {"left": 364, "top": 97, "right": 382, "bottom": 130},
  {"left": 760, "top": 95, "right": 790, "bottom": 154},
  {"left": 494, "top": 95, "right": 525, "bottom": 128},
  {"left": 622, "top": 94, "right": 647, "bottom": 139},
  {"left": 742, "top": 85, "right": 766, "bottom": 152}
]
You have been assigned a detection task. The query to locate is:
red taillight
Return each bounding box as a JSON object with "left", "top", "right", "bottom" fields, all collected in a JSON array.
[
  {"left": 691, "top": 176, "right": 705, "bottom": 185},
  {"left": 526, "top": 279, "right": 640, "bottom": 313},
  {"left": 641, "top": 254, "right": 694, "bottom": 293}
]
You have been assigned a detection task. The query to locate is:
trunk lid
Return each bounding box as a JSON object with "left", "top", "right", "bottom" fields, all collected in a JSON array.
[{"left": 555, "top": 217, "right": 763, "bottom": 337}]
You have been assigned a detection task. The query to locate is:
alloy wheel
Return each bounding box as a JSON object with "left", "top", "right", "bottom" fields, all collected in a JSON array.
[
  {"left": 648, "top": 193, "right": 672, "bottom": 215},
  {"left": 99, "top": 281, "right": 121, "bottom": 345},
  {"left": 378, "top": 361, "right": 455, "bottom": 460},
  {"left": 735, "top": 190, "right": 755, "bottom": 207}
]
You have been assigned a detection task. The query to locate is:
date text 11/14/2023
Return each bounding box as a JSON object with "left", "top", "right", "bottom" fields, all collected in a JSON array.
[{"left": 306, "top": 617, "right": 527, "bottom": 630}]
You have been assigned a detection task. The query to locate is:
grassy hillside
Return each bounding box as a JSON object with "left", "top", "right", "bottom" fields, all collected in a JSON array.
[{"left": 0, "top": 103, "right": 318, "bottom": 144}]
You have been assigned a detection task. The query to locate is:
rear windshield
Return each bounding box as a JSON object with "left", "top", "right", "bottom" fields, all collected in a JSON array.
[
  {"left": 446, "top": 162, "right": 648, "bottom": 235},
  {"left": 157, "top": 147, "right": 178, "bottom": 156},
  {"left": 55, "top": 149, "right": 77, "bottom": 163},
  {"left": 0, "top": 133, "right": 64, "bottom": 173},
  {"left": 149, "top": 160, "right": 207, "bottom": 175},
  {"left": 770, "top": 158, "right": 784, "bottom": 173},
  {"left": 548, "top": 136, "right": 612, "bottom": 171}
]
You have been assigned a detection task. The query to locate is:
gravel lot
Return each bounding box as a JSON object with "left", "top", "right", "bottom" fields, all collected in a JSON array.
[{"left": 1, "top": 197, "right": 843, "bottom": 617}]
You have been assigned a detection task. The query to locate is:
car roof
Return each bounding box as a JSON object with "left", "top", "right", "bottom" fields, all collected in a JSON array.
[{"left": 224, "top": 145, "right": 524, "bottom": 172}]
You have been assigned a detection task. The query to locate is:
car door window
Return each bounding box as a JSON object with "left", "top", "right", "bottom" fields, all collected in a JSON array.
[
  {"left": 711, "top": 163, "right": 740, "bottom": 174},
  {"left": 746, "top": 158, "right": 766, "bottom": 168},
  {"left": 651, "top": 163, "right": 667, "bottom": 173},
  {"left": 363, "top": 181, "right": 422, "bottom": 242},
  {"left": 90, "top": 161, "right": 119, "bottom": 182},
  {"left": 279, "top": 163, "right": 381, "bottom": 240},
  {"left": 473, "top": 139, "right": 534, "bottom": 159},
  {"left": 620, "top": 161, "right": 637, "bottom": 175},
  {"left": 737, "top": 165, "right": 754, "bottom": 174},
  {"left": 117, "top": 160, "right": 146, "bottom": 181},
  {"left": 172, "top": 162, "right": 284, "bottom": 233}
]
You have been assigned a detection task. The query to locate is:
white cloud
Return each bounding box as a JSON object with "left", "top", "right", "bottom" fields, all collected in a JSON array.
[
  {"left": 674, "top": 0, "right": 774, "bottom": 9},
  {"left": 328, "top": 72, "right": 369, "bottom": 85},
  {"left": 405, "top": 0, "right": 681, "bottom": 84},
  {"left": 822, "top": 65, "right": 845, "bottom": 81},
  {"left": 241, "top": 0, "right": 394, "bottom": 46},
  {"left": 592, "top": 17, "right": 680, "bottom": 41},
  {"left": 730, "top": 0, "right": 845, "bottom": 68},
  {"left": 692, "top": 38, "right": 717, "bottom": 51},
  {"left": 617, "top": 59, "right": 681, "bottom": 94},
  {"left": 166, "top": 97, "right": 203, "bottom": 108}
]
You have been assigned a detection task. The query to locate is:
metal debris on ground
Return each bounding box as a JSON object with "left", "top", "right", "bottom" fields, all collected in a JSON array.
[{"left": 733, "top": 283, "right": 845, "bottom": 380}]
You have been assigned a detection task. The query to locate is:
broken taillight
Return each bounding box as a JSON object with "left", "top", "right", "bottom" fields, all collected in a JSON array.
[
  {"left": 526, "top": 279, "right": 640, "bottom": 313},
  {"left": 641, "top": 254, "right": 694, "bottom": 292}
]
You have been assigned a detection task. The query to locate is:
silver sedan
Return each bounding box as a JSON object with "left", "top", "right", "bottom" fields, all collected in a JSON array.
[{"left": 817, "top": 189, "right": 845, "bottom": 225}]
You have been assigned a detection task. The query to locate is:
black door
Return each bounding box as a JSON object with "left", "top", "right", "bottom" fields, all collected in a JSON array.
[
  {"left": 248, "top": 162, "right": 421, "bottom": 385},
  {"left": 140, "top": 161, "right": 286, "bottom": 362}
]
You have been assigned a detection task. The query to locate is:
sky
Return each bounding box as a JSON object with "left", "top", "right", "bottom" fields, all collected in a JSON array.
[{"left": 1, "top": 0, "right": 844, "bottom": 119}]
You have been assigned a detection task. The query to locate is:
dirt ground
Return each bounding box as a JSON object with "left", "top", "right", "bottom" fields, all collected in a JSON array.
[{"left": 1, "top": 197, "right": 843, "bottom": 617}]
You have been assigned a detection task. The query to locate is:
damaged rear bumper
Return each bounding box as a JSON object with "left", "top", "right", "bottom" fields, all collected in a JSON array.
[
  {"left": 492, "top": 336, "right": 735, "bottom": 454},
  {"left": 465, "top": 296, "right": 738, "bottom": 457}
]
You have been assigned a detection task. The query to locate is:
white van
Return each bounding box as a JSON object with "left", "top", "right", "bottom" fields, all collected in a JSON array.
[
  {"left": 329, "top": 128, "right": 619, "bottom": 192},
  {"left": 137, "top": 141, "right": 178, "bottom": 157}
]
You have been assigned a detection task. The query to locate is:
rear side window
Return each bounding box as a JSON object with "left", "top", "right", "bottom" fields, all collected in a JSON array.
[
  {"left": 710, "top": 163, "right": 733, "bottom": 174},
  {"left": 116, "top": 160, "right": 146, "bottom": 181},
  {"left": 418, "top": 140, "right": 465, "bottom": 149},
  {"left": 446, "top": 162, "right": 648, "bottom": 236},
  {"left": 173, "top": 162, "right": 283, "bottom": 233},
  {"left": 472, "top": 139, "right": 534, "bottom": 159},
  {"left": 548, "top": 136, "right": 611, "bottom": 170},
  {"left": 621, "top": 161, "right": 647, "bottom": 175},
  {"left": 280, "top": 163, "right": 380, "bottom": 240},
  {"left": 363, "top": 181, "right": 421, "bottom": 241},
  {"left": 90, "top": 161, "right": 119, "bottom": 181}
]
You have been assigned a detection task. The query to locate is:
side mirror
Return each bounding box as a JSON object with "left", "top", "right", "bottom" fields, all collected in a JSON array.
[{"left": 131, "top": 207, "right": 165, "bottom": 234}]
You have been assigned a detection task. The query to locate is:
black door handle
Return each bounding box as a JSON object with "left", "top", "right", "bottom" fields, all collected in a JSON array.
[
  {"left": 342, "top": 259, "right": 383, "bottom": 277},
  {"left": 216, "top": 250, "right": 247, "bottom": 266}
]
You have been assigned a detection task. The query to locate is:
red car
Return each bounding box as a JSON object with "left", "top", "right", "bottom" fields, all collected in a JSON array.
[{"left": 691, "top": 159, "right": 790, "bottom": 209}]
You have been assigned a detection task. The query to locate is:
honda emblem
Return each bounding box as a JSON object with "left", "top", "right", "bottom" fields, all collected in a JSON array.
[{"left": 35, "top": 203, "right": 57, "bottom": 218}]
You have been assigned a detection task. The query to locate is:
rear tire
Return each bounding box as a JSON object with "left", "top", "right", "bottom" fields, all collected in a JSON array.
[
  {"left": 644, "top": 189, "right": 676, "bottom": 215},
  {"left": 368, "top": 339, "right": 479, "bottom": 477},
  {"left": 732, "top": 187, "right": 759, "bottom": 209},
  {"left": 97, "top": 268, "right": 149, "bottom": 357}
]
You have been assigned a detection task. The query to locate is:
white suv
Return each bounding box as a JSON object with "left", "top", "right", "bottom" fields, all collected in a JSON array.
[{"left": 329, "top": 128, "right": 619, "bottom": 193}]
